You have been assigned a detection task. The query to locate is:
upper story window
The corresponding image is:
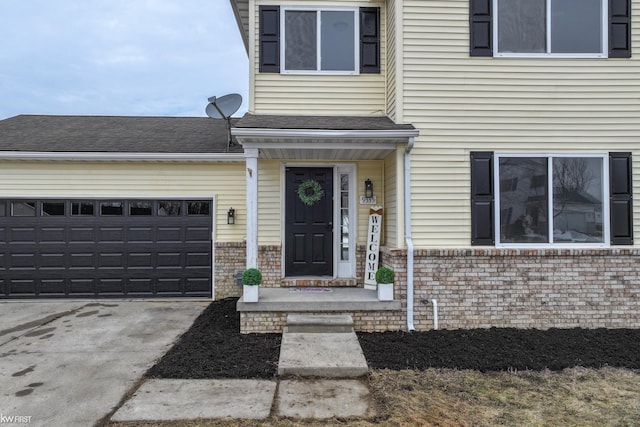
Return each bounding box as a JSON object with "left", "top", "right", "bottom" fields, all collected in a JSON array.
[
  {"left": 259, "top": 5, "right": 380, "bottom": 74},
  {"left": 283, "top": 8, "right": 357, "bottom": 73},
  {"left": 496, "top": 0, "right": 605, "bottom": 56},
  {"left": 469, "top": 0, "right": 632, "bottom": 58}
]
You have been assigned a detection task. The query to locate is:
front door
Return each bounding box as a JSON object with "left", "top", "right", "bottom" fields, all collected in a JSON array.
[{"left": 285, "top": 167, "right": 334, "bottom": 276}]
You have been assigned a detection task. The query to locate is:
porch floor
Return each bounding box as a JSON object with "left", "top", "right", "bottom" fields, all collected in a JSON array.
[{"left": 236, "top": 287, "right": 401, "bottom": 312}]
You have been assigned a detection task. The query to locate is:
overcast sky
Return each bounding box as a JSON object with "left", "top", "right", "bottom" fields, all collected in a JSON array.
[{"left": 0, "top": 1, "right": 248, "bottom": 120}]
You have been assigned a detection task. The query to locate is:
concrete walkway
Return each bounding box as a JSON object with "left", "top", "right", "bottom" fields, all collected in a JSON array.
[
  {"left": 112, "top": 313, "right": 376, "bottom": 422},
  {"left": 112, "top": 378, "right": 375, "bottom": 422}
]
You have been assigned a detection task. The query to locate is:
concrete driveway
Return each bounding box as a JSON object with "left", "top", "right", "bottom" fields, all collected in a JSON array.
[{"left": 0, "top": 300, "right": 208, "bottom": 427}]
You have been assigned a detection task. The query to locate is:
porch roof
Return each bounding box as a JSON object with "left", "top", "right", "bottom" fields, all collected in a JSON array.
[{"left": 231, "top": 114, "right": 418, "bottom": 160}]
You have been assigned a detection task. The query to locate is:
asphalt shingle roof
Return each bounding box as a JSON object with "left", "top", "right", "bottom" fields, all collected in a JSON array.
[
  {"left": 234, "top": 114, "right": 416, "bottom": 131},
  {"left": 0, "top": 115, "right": 241, "bottom": 153}
]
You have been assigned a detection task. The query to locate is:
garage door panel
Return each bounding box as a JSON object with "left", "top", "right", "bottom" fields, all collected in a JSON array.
[
  {"left": 69, "top": 280, "right": 96, "bottom": 295},
  {"left": 40, "top": 253, "right": 66, "bottom": 269},
  {"left": 185, "top": 226, "right": 211, "bottom": 242},
  {"left": 70, "top": 227, "right": 96, "bottom": 242},
  {"left": 9, "top": 279, "right": 36, "bottom": 295},
  {"left": 41, "top": 279, "right": 66, "bottom": 295},
  {"left": 185, "top": 252, "right": 211, "bottom": 267},
  {"left": 98, "top": 227, "right": 125, "bottom": 242},
  {"left": 157, "top": 227, "right": 182, "bottom": 242},
  {"left": 128, "top": 227, "right": 154, "bottom": 242},
  {"left": 129, "top": 279, "right": 153, "bottom": 294},
  {"left": 0, "top": 198, "right": 212, "bottom": 299},
  {"left": 41, "top": 227, "right": 66, "bottom": 243},
  {"left": 9, "top": 228, "right": 37, "bottom": 243},
  {"left": 9, "top": 253, "right": 36, "bottom": 269},
  {"left": 157, "top": 252, "right": 182, "bottom": 267},
  {"left": 186, "top": 277, "right": 210, "bottom": 293}
]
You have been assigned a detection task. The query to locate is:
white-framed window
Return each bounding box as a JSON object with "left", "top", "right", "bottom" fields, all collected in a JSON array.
[
  {"left": 281, "top": 7, "right": 359, "bottom": 74},
  {"left": 494, "top": 153, "right": 609, "bottom": 246},
  {"left": 494, "top": 0, "right": 607, "bottom": 57}
]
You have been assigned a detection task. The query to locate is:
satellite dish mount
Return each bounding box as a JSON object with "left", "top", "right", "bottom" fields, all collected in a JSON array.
[{"left": 206, "top": 93, "right": 242, "bottom": 149}]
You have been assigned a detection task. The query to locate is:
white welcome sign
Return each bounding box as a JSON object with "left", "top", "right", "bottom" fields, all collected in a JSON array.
[{"left": 364, "top": 207, "right": 383, "bottom": 290}]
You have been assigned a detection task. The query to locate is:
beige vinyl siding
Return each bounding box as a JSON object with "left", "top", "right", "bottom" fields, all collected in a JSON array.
[
  {"left": 357, "top": 161, "right": 384, "bottom": 244},
  {"left": 383, "top": 151, "right": 398, "bottom": 247},
  {"left": 0, "top": 161, "right": 246, "bottom": 242},
  {"left": 385, "top": 0, "right": 397, "bottom": 120},
  {"left": 257, "top": 160, "right": 283, "bottom": 245},
  {"left": 403, "top": 0, "right": 640, "bottom": 248},
  {"left": 252, "top": 0, "right": 387, "bottom": 115}
]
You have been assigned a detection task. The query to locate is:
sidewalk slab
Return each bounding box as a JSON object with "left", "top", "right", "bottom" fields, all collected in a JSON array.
[
  {"left": 278, "top": 331, "right": 368, "bottom": 377},
  {"left": 112, "top": 379, "right": 277, "bottom": 422},
  {"left": 277, "top": 379, "right": 376, "bottom": 419}
]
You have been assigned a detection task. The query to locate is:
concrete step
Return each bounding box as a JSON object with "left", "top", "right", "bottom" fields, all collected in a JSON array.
[
  {"left": 277, "top": 330, "right": 369, "bottom": 378},
  {"left": 285, "top": 314, "right": 354, "bottom": 333}
]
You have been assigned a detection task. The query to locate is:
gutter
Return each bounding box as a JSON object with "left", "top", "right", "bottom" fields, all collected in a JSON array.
[
  {"left": 0, "top": 152, "right": 245, "bottom": 162},
  {"left": 404, "top": 137, "right": 416, "bottom": 331}
]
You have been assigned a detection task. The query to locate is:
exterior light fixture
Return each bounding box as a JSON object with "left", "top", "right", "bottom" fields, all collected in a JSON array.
[
  {"left": 364, "top": 179, "right": 374, "bottom": 198},
  {"left": 227, "top": 207, "right": 235, "bottom": 225}
]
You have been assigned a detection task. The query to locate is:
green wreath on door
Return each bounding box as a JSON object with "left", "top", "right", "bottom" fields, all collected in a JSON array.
[{"left": 297, "top": 179, "right": 325, "bottom": 206}]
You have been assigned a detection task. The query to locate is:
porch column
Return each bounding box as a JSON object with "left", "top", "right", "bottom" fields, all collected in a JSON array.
[{"left": 245, "top": 148, "right": 259, "bottom": 269}]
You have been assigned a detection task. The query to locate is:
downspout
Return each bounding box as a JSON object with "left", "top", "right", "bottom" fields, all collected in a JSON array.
[{"left": 404, "top": 137, "right": 416, "bottom": 331}]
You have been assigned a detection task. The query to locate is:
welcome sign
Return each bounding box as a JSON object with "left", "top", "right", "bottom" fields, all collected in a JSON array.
[{"left": 364, "top": 207, "right": 383, "bottom": 290}]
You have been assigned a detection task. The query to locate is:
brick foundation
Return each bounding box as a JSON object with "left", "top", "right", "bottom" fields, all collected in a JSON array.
[
  {"left": 222, "top": 243, "right": 639, "bottom": 331},
  {"left": 240, "top": 310, "right": 404, "bottom": 333},
  {"left": 382, "top": 247, "right": 640, "bottom": 331}
]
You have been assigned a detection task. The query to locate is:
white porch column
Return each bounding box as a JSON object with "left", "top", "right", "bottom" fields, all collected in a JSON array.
[{"left": 245, "top": 148, "right": 259, "bottom": 269}]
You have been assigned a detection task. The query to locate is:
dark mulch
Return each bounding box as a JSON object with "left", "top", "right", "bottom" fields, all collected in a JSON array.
[{"left": 148, "top": 297, "right": 640, "bottom": 379}]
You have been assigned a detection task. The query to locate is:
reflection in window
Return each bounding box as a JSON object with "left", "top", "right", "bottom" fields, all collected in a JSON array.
[
  {"left": 101, "top": 202, "right": 123, "bottom": 216},
  {"left": 498, "top": 155, "right": 605, "bottom": 245},
  {"left": 158, "top": 201, "right": 181, "bottom": 216},
  {"left": 72, "top": 202, "right": 94, "bottom": 216},
  {"left": 188, "top": 201, "right": 210, "bottom": 216},
  {"left": 130, "top": 201, "right": 153, "bottom": 216},
  {"left": 499, "top": 157, "right": 549, "bottom": 243},
  {"left": 42, "top": 201, "right": 65, "bottom": 216},
  {"left": 340, "top": 174, "right": 349, "bottom": 261},
  {"left": 12, "top": 201, "right": 36, "bottom": 217},
  {"left": 553, "top": 157, "right": 603, "bottom": 243}
]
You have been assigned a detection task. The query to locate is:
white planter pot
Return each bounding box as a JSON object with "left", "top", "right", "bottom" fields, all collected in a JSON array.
[
  {"left": 243, "top": 285, "right": 259, "bottom": 303},
  {"left": 377, "top": 283, "right": 394, "bottom": 301}
]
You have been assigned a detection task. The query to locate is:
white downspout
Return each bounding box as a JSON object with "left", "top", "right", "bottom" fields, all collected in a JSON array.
[{"left": 404, "top": 137, "right": 415, "bottom": 331}]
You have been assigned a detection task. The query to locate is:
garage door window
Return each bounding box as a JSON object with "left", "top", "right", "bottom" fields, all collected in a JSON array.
[
  {"left": 130, "top": 201, "right": 153, "bottom": 216},
  {"left": 42, "top": 201, "right": 65, "bottom": 216},
  {"left": 158, "top": 201, "right": 181, "bottom": 216},
  {"left": 101, "top": 202, "right": 123, "bottom": 216},
  {"left": 188, "top": 201, "right": 210, "bottom": 215},
  {"left": 72, "top": 202, "right": 94, "bottom": 216},
  {"left": 12, "top": 201, "right": 36, "bottom": 216}
]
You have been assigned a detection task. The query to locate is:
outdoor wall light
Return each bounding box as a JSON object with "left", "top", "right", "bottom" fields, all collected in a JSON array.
[
  {"left": 364, "top": 179, "right": 374, "bottom": 198},
  {"left": 227, "top": 207, "right": 235, "bottom": 225}
]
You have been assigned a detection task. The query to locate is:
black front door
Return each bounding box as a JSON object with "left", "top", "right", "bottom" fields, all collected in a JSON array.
[{"left": 285, "top": 167, "right": 334, "bottom": 276}]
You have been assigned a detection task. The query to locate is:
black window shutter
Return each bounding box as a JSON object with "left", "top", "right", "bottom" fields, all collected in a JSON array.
[
  {"left": 471, "top": 152, "right": 495, "bottom": 245},
  {"left": 259, "top": 6, "right": 280, "bottom": 73},
  {"left": 360, "top": 7, "right": 380, "bottom": 73},
  {"left": 470, "top": 0, "right": 492, "bottom": 57},
  {"left": 609, "top": 0, "right": 631, "bottom": 58},
  {"left": 610, "top": 152, "right": 633, "bottom": 245}
]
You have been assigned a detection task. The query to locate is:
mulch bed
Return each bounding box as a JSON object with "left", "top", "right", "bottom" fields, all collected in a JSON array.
[{"left": 147, "top": 297, "right": 640, "bottom": 379}]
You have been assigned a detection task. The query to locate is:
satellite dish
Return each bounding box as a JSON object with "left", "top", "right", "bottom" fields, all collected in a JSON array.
[
  {"left": 206, "top": 93, "right": 242, "bottom": 119},
  {"left": 205, "top": 93, "right": 243, "bottom": 150}
]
